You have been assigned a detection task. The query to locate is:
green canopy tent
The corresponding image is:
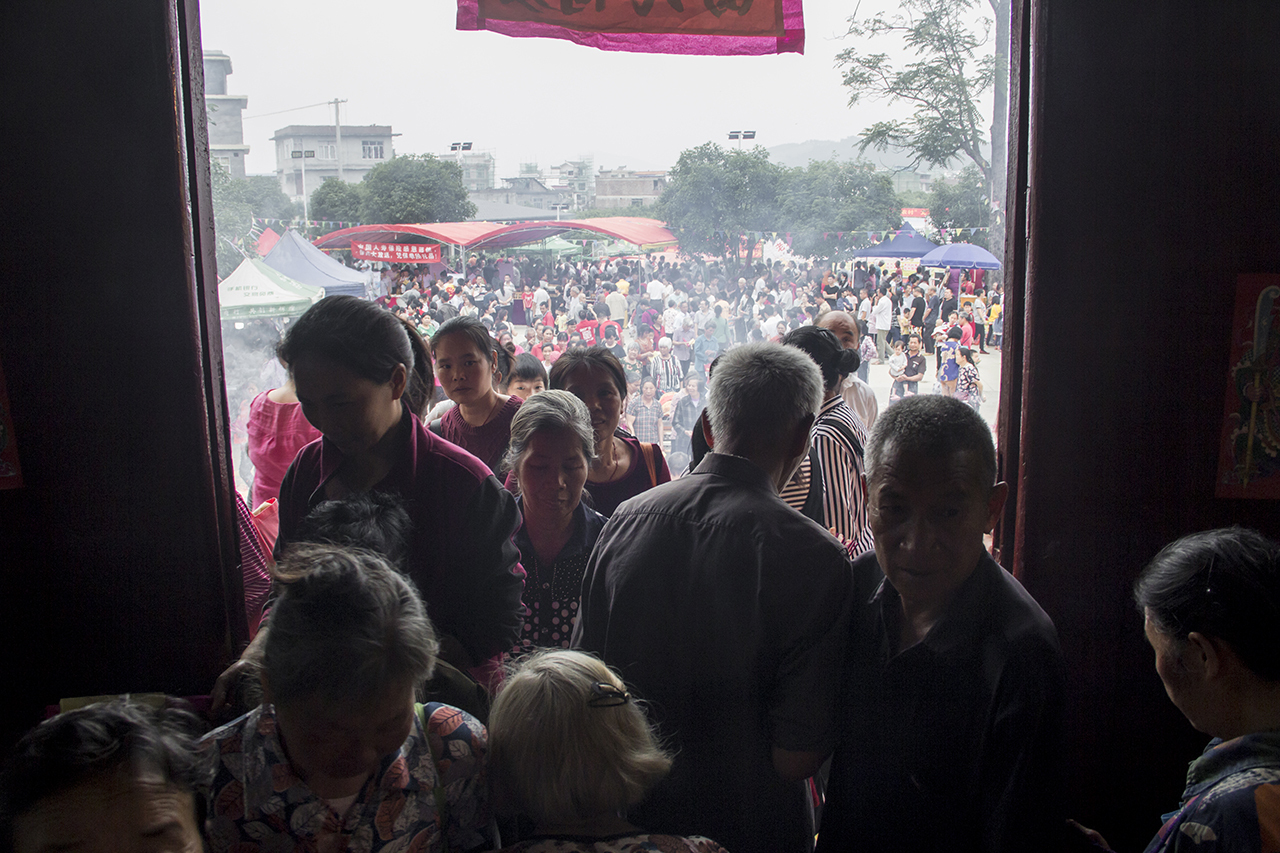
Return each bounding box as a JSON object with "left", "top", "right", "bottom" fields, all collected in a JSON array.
[{"left": 218, "top": 258, "right": 325, "bottom": 320}]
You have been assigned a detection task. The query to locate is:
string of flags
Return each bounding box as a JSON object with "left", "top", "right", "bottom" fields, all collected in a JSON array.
[
  {"left": 253, "top": 217, "right": 363, "bottom": 229},
  {"left": 701, "top": 227, "right": 991, "bottom": 247}
]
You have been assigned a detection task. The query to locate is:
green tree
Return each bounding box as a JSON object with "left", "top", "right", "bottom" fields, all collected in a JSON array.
[
  {"left": 240, "top": 175, "right": 298, "bottom": 221},
  {"left": 310, "top": 177, "right": 365, "bottom": 224},
  {"left": 358, "top": 154, "right": 476, "bottom": 224},
  {"left": 655, "top": 142, "right": 784, "bottom": 262},
  {"left": 927, "top": 165, "right": 988, "bottom": 240},
  {"left": 210, "top": 159, "right": 253, "bottom": 278},
  {"left": 778, "top": 159, "right": 902, "bottom": 260},
  {"left": 837, "top": 0, "right": 995, "bottom": 186}
]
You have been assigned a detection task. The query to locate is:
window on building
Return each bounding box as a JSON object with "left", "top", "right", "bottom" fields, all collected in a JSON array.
[
  {"left": 319, "top": 142, "right": 337, "bottom": 160},
  {"left": 215, "top": 154, "right": 231, "bottom": 171},
  {"left": 362, "top": 140, "right": 384, "bottom": 159},
  {"left": 631, "top": 198, "right": 644, "bottom": 207}
]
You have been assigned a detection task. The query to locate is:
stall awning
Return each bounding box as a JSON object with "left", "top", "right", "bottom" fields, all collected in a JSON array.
[
  {"left": 467, "top": 217, "right": 678, "bottom": 251},
  {"left": 312, "top": 217, "right": 678, "bottom": 253},
  {"left": 313, "top": 222, "right": 508, "bottom": 251},
  {"left": 218, "top": 259, "right": 323, "bottom": 320}
]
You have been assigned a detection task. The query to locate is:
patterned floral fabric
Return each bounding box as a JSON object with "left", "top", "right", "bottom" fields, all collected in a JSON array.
[
  {"left": 499, "top": 832, "right": 729, "bottom": 853},
  {"left": 199, "top": 702, "right": 491, "bottom": 853},
  {"left": 512, "top": 498, "right": 606, "bottom": 653},
  {"left": 1143, "top": 731, "right": 1280, "bottom": 853}
]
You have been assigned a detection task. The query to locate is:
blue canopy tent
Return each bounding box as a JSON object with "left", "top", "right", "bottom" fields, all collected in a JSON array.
[
  {"left": 850, "top": 225, "right": 940, "bottom": 259},
  {"left": 918, "top": 242, "right": 1003, "bottom": 270},
  {"left": 262, "top": 230, "right": 367, "bottom": 298}
]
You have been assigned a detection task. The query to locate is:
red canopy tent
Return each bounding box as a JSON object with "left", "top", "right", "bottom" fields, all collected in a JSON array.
[
  {"left": 467, "top": 217, "right": 677, "bottom": 251},
  {"left": 312, "top": 217, "right": 678, "bottom": 253},
  {"left": 313, "top": 221, "right": 507, "bottom": 251}
]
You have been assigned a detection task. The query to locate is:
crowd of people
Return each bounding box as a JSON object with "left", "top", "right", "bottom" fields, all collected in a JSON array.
[{"left": 2, "top": 257, "right": 1277, "bottom": 853}]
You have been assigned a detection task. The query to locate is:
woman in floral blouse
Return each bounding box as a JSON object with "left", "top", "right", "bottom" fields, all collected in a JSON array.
[{"left": 198, "top": 545, "right": 493, "bottom": 853}]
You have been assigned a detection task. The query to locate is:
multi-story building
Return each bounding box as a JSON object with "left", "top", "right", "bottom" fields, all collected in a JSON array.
[
  {"left": 445, "top": 150, "right": 496, "bottom": 193},
  {"left": 594, "top": 167, "right": 668, "bottom": 209},
  {"left": 272, "top": 125, "right": 394, "bottom": 202},
  {"left": 470, "top": 176, "right": 572, "bottom": 213},
  {"left": 548, "top": 158, "right": 595, "bottom": 210},
  {"left": 202, "top": 51, "right": 249, "bottom": 178}
]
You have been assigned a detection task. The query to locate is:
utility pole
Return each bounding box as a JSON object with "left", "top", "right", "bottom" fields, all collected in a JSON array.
[{"left": 331, "top": 98, "right": 347, "bottom": 182}]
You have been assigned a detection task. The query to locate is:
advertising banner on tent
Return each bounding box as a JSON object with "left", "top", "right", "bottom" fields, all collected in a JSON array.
[
  {"left": 457, "top": 0, "right": 803, "bottom": 56},
  {"left": 351, "top": 241, "right": 442, "bottom": 263}
]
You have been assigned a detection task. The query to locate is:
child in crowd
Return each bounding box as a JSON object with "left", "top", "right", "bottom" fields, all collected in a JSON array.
[
  {"left": 507, "top": 354, "right": 548, "bottom": 401},
  {"left": 887, "top": 339, "right": 908, "bottom": 401}
]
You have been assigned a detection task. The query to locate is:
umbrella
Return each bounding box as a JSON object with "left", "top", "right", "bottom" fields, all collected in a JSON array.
[
  {"left": 851, "top": 227, "right": 939, "bottom": 259},
  {"left": 918, "top": 243, "right": 1003, "bottom": 270}
]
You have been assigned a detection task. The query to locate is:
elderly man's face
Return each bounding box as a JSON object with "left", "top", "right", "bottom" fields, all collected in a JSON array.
[
  {"left": 820, "top": 314, "right": 858, "bottom": 350},
  {"left": 13, "top": 764, "right": 202, "bottom": 853},
  {"left": 866, "top": 445, "right": 1006, "bottom": 609}
]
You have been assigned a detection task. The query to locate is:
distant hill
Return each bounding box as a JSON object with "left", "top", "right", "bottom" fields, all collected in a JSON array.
[{"left": 766, "top": 135, "right": 983, "bottom": 174}]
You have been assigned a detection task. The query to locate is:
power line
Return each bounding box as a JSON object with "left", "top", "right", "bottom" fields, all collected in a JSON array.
[{"left": 243, "top": 101, "right": 332, "bottom": 120}]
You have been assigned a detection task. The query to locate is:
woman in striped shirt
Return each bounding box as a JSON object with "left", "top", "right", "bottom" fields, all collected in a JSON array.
[{"left": 781, "top": 327, "right": 876, "bottom": 557}]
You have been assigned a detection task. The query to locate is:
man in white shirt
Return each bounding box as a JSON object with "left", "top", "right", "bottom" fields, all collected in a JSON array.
[
  {"left": 664, "top": 299, "right": 686, "bottom": 337},
  {"left": 647, "top": 277, "right": 666, "bottom": 301},
  {"left": 871, "top": 285, "right": 893, "bottom": 363},
  {"left": 857, "top": 287, "right": 872, "bottom": 327}
]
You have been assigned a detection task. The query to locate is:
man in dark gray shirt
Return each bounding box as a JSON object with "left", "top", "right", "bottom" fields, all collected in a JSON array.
[
  {"left": 574, "top": 343, "right": 861, "bottom": 853},
  {"left": 818, "top": 396, "right": 1066, "bottom": 853}
]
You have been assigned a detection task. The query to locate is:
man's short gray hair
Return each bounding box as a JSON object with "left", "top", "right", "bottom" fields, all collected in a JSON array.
[
  {"left": 866, "top": 395, "right": 997, "bottom": 487},
  {"left": 504, "top": 389, "right": 596, "bottom": 473},
  {"left": 706, "top": 343, "right": 823, "bottom": 450}
]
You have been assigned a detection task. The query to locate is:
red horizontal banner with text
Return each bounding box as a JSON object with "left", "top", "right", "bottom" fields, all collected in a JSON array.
[
  {"left": 351, "top": 241, "right": 442, "bottom": 263},
  {"left": 458, "top": 0, "right": 803, "bottom": 56}
]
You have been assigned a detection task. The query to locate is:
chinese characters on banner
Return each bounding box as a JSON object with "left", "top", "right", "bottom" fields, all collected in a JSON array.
[
  {"left": 350, "top": 242, "right": 443, "bottom": 263},
  {"left": 0, "top": 353, "right": 23, "bottom": 490},
  {"left": 457, "top": 0, "right": 804, "bottom": 56}
]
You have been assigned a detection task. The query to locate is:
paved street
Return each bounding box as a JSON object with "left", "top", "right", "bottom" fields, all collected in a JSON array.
[{"left": 859, "top": 343, "right": 1002, "bottom": 434}]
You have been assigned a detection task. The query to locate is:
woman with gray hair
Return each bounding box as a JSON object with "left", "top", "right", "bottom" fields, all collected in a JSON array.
[
  {"left": 199, "top": 544, "right": 493, "bottom": 853},
  {"left": 505, "top": 390, "right": 607, "bottom": 653}
]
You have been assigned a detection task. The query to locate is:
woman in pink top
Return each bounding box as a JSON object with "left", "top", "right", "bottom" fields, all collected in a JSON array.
[{"left": 246, "top": 368, "right": 321, "bottom": 509}]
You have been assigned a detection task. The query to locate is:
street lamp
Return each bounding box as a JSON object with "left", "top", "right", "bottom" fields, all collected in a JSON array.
[
  {"left": 450, "top": 142, "right": 472, "bottom": 151},
  {"left": 728, "top": 131, "right": 756, "bottom": 149},
  {"left": 291, "top": 146, "right": 316, "bottom": 221}
]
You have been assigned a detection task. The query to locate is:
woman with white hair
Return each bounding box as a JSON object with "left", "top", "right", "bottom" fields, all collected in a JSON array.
[
  {"left": 489, "top": 649, "right": 728, "bottom": 853},
  {"left": 505, "top": 391, "right": 607, "bottom": 653}
]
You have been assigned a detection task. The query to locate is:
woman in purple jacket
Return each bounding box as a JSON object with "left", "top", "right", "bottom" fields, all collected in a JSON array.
[{"left": 214, "top": 295, "right": 524, "bottom": 702}]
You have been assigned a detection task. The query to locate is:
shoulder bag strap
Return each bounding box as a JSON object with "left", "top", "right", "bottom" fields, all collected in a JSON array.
[
  {"left": 640, "top": 442, "right": 658, "bottom": 487},
  {"left": 823, "top": 415, "right": 864, "bottom": 459}
]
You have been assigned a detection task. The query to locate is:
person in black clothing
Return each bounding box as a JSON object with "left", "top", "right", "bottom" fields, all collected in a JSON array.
[
  {"left": 939, "top": 284, "right": 959, "bottom": 323},
  {"left": 922, "top": 285, "right": 941, "bottom": 354},
  {"left": 818, "top": 396, "right": 1066, "bottom": 853},
  {"left": 574, "top": 343, "right": 856, "bottom": 853}
]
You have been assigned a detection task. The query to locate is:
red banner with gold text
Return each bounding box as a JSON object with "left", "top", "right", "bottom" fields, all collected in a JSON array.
[{"left": 350, "top": 242, "right": 442, "bottom": 263}]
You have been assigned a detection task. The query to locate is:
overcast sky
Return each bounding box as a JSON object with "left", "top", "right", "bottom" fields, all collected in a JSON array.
[{"left": 199, "top": 0, "right": 993, "bottom": 181}]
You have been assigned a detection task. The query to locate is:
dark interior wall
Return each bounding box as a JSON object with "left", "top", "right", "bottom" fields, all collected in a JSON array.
[
  {"left": 0, "top": 2, "right": 234, "bottom": 744},
  {"left": 1016, "top": 1, "right": 1280, "bottom": 848}
]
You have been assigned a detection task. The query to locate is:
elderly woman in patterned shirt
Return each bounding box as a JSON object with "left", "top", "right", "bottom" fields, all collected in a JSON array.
[
  {"left": 505, "top": 391, "right": 607, "bottom": 654},
  {"left": 198, "top": 545, "right": 493, "bottom": 853}
]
